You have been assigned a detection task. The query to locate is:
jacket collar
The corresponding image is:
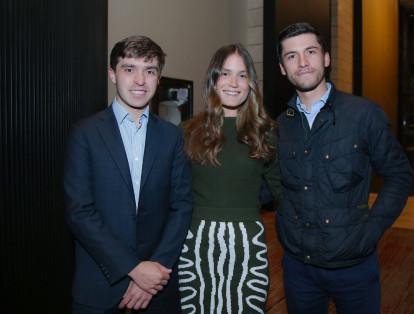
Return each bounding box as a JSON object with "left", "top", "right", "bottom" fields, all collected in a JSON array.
[{"left": 97, "top": 106, "right": 135, "bottom": 202}]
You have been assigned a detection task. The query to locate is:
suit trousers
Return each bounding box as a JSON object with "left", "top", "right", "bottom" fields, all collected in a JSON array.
[
  {"left": 282, "top": 252, "right": 381, "bottom": 314},
  {"left": 72, "top": 302, "right": 124, "bottom": 314},
  {"left": 72, "top": 302, "right": 180, "bottom": 314}
]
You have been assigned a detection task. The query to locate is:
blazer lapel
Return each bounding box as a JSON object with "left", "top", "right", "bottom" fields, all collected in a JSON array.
[
  {"left": 140, "top": 113, "right": 160, "bottom": 192},
  {"left": 97, "top": 107, "right": 135, "bottom": 202}
]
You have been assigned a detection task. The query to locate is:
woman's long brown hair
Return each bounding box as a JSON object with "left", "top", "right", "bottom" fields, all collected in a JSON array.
[{"left": 183, "top": 44, "right": 275, "bottom": 165}]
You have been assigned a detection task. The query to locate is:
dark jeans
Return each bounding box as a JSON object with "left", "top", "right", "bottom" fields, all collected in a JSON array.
[{"left": 283, "top": 252, "right": 381, "bottom": 314}]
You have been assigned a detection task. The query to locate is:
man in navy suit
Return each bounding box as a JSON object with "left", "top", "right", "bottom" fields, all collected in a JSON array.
[{"left": 64, "top": 35, "right": 192, "bottom": 313}]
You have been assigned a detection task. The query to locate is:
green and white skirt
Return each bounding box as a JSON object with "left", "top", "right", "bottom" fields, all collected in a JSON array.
[{"left": 178, "top": 210, "right": 269, "bottom": 314}]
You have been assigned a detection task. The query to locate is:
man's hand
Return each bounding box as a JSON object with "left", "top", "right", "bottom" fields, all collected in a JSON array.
[
  {"left": 118, "top": 281, "right": 152, "bottom": 310},
  {"left": 128, "top": 261, "right": 171, "bottom": 294}
]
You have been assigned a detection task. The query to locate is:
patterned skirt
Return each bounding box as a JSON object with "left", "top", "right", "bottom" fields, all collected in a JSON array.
[{"left": 178, "top": 215, "right": 269, "bottom": 314}]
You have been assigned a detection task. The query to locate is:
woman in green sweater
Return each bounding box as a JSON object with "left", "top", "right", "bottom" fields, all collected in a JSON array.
[{"left": 178, "top": 43, "right": 281, "bottom": 314}]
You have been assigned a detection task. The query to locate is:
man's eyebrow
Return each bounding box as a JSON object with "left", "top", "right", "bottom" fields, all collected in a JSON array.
[
  {"left": 305, "top": 45, "right": 321, "bottom": 50},
  {"left": 119, "top": 64, "right": 159, "bottom": 71},
  {"left": 120, "top": 64, "right": 136, "bottom": 68},
  {"left": 283, "top": 45, "right": 321, "bottom": 56}
]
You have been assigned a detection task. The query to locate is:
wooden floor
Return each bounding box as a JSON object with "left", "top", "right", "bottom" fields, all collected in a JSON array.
[{"left": 262, "top": 210, "right": 414, "bottom": 314}]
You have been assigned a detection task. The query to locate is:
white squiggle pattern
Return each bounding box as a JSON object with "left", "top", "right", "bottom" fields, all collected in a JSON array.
[
  {"left": 246, "top": 221, "right": 268, "bottom": 314},
  {"left": 226, "top": 222, "right": 235, "bottom": 314},
  {"left": 179, "top": 230, "right": 197, "bottom": 313},
  {"left": 179, "top": 220, "right": 268, "bottom": 313},
  {"left": 178, "top": 230, "right": 195, "bottom": 274},
  {"left": 216, "top": 222, "right": 227, "bottom": 313},
  {"left": 195, "top": 221, "right": 206, "bottom": 314},
  {"left": 207, "top": 222, "right": 217, "bottom": 314},
  {"left": 237, "top": 222, "right": 250, "bottom": 314},
  {"left": 179, "top": 287, "right": 197, "bottom": 314}
]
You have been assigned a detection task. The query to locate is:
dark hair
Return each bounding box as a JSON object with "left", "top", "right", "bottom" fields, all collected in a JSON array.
[
  {"left": 183, "top": 43, "right": 275, "bottom": 165},
  {"left": 277, "top": 22, "right": 328, "bottom": 63},
  {"left": 110, "top": 35, "right": 166, "bottom": 71}
]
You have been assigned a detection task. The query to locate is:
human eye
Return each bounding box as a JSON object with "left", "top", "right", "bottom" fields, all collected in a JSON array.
[
  {"left": 123, "top": 67, "right": 134, "bottom": 73},
  {"left": 307, "top": 49, "right": 317, "bottom": 55},
  {"left": 239, "top": 73, "right": 247, "bottom": 79},
  {"left": 146, "top": 68, "right": 158, "bottom": 76},
  {"left": 285, "top": 53, "right": 296, "bottom": 61},
  {"left": 220, "top": 70, "right": 229, "bottom": 77}
]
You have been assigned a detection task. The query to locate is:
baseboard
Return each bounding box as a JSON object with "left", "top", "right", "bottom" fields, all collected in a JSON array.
[{"left": 369, "top": 194, "right": 414, "bottom": 230}]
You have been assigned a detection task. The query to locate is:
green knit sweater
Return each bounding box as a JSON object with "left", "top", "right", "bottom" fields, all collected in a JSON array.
[{"left": 190, "top": 117, "right": 281, "bottom": 220}]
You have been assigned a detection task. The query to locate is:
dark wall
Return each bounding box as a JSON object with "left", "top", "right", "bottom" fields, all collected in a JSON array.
[
  {"left": 399, "top": 4, "right": 414, "bottom": 169},
  {"left": 263, "top": 0, "right": 331, "bottom": 118},
  {"left": 1, "top": 1, "right": 107, "bottom": 312}
]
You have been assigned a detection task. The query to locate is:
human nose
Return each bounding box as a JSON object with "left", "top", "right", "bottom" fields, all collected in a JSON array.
[
  {"left": 228, "top": 74, "right": 238, "bottom": 87},
  {"left": 134, "top": 71, "right": 145, "bottom": 85},
  {"left": 298, "top": 53, "right": 308, "bottom": 67}
]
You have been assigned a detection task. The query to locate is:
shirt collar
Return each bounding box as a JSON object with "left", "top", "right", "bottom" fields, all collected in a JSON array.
[
  {"left": 296, "top": 82, "right": 332, "bottom": 114},
  {"left": 112, "top": 98, "right": 149, "bottom": 126}
]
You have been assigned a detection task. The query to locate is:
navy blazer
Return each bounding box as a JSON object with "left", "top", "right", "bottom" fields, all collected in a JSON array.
[{"left": 64, "top": 106, "right": 192, "bottom": 310}]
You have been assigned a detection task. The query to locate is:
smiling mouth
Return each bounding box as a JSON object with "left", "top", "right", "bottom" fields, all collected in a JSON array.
[
  {"left": 223, "top": 90, "right": 240, "bottom": 96},
  {"left": 130, "top": 90, "right": 146, "bottom": 95}
]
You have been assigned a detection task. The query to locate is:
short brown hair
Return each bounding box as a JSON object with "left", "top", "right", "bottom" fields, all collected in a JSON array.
[
  {"left": 110, "top": 35, "right": 166, "bottom": 71},
  {"left": 277, "top": 22, "right": 327, "bottom": 63}
]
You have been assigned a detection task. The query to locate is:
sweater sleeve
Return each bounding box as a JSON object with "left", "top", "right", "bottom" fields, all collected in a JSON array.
[{"left": 263, "top": 134, "right": 283, "bottom": 203}]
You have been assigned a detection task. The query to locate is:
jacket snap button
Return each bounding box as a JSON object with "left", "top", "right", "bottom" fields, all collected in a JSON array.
[
  {"left": 304, "top": 149, "right": 309, "bottom": 154},
  {"left": 304, "top": 186, "right": 308, "bottom": 191},
  {"left": 306, "top": 255, "right": 311, "bottom": 260},
  {"left": 353, "top": 144, "right": 358, "bottom": 149},
  {"left": 325, "top": 219, "right": 330, "bottom": 224},
  {"left": 325, "top": 154, "right": 330, "bottom": 159}
]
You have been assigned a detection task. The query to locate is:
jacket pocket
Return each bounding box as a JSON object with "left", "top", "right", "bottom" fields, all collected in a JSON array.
[
  {"left": 318, "top": 206, "right": 376, "bottom": 261},
  {"left": 321, "top": 136, "right": 367, "bottom": 192}
]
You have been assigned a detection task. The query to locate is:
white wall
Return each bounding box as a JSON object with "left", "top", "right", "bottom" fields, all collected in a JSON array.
[
  {"left": 246, "top": 0, "right": 264, "bottom": 88},
  {"left": 108, "top": 0, "right": 248, "bottom": 113}
]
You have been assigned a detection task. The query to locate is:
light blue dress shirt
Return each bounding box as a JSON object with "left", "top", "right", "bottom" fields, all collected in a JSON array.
[
  {"left": 296, "top": 82, "right": 332, "bottom": 129},
  {"left": 112, "top": 99, "right": 148, "bottom": 208}
]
